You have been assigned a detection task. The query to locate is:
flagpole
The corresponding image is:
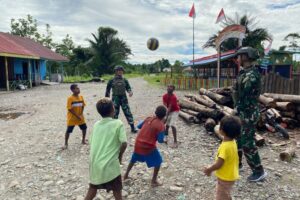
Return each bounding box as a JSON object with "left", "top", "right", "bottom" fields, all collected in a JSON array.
[{"left": 193, "top": 15, "right": 195, "bottom": 77}]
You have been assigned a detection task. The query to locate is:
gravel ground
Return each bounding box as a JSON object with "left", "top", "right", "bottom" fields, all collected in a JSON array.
[{"left": 0, "top": 78, "right": 300, "bottom": 200}]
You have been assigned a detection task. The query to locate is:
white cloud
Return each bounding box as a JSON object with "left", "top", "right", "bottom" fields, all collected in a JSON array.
[{"left": 0, "top": 0, "right": 299, "bottom": 64}]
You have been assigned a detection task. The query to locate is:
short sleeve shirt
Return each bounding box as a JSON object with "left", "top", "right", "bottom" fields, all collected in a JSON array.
[
  {"left": 215, "top": 140, "right": 239, "bottom": 181},
  {"left": 163, "top": 93, "right": 180, "bottom": 112},
  {"left": 89, "top": 118, "right": 127, "bottom": 185},
  {"left": 66, "top": 95, "right": 86, "bottom": 126},
  {"left": 134, "top": 117, "right": 165, "bottom": 155}
]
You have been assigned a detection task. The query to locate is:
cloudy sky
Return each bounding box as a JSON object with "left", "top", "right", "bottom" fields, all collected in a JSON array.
[{"left": 0, "top": 0, "right": 299, "bottom": 64}]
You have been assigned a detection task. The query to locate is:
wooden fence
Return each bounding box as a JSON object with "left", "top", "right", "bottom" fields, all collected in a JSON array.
[
  {"left": 162, "top": 77, "right": 235, "bottom": 90},
  {"left": 162, "top": 74, "right": 300, "bottom": 95},
  {"left": 261, "top": 73, "right": 300, "bottom": 95}
]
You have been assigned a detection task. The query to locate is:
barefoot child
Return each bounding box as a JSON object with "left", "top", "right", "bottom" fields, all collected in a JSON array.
[
  {"left": 84, "top": 98, "right": 127, "bottom": 200},
  {"left": 203, "top": 116, "right": 241, "bottom": 200},
  {"left": 124, "top": 105, "right": 167, "bottom": 187},
  {"left": 63, "top": 84, "right": 87, "bottom": 149},
  {"left": 162, "top": 85, "right": 180, "bottom": 148}
]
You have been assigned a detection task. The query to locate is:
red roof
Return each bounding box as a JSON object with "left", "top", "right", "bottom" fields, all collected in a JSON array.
[
  {"left": 190, "top": 50, "right": 236, "bottom": 63},
  {"left": 0, "top": 32, "right": 68, "bottom": 61}
]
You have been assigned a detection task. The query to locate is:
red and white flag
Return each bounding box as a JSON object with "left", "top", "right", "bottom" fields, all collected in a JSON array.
[
  {"left": 215, "top": 8, "right": 226, "bottom": 24},
  {"left": 264, "top": 38, "right": 273, "bottom": 55},
  {"left": 189, "top": 3, "right": 196, "bottom": 18}
]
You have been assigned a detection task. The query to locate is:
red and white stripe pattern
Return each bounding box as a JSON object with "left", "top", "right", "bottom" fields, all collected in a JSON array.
[{"left": 215, "top": 8, "right": 226, "bottom": 24}]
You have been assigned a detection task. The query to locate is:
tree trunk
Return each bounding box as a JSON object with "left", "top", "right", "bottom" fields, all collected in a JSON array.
[
  {"left": 179, "top": 99, "right": 223, "bottom": 120},
  {"left": 178, "top": 111, "right": 194, "bottom": 123},
  {"left": 259, "top": 95, "right": 276, "bottom": 108},
  {"left": 280, "top": 142, "right": 296, "bottom": 162},
  {"left": 209, "top": 87, "right": 233, "bottom": 97},
  {"left": 255, "top": 133, "right": 265, "bottom": 147},
  {"left": 205, "top": 118, "right": 216, "bottom": 132},
  {"left": 216, "top": 105, "right": 235, "bottom": 116},
  {"left": 264, "top": 93, "right": 300, "bottom": 104},
  {"left": 276, "top": 102, "right": 295, "bottom": 111},
  {"left": 199, "top": 88, "right": 231, "bottom": 105}
]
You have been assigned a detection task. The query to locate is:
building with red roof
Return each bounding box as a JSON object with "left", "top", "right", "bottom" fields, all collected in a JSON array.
[{"left": 0, "top": 32, "right": 68, "bottom": 91}]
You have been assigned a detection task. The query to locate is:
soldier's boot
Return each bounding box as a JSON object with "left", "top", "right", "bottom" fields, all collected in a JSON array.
[{"left": 130, "top": 123, "right": 138, "bottom": 133}]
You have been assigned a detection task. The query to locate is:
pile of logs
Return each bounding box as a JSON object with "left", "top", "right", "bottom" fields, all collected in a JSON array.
[
  {"left": 179, "top": 87, "right": 300, "bottom": 162},
  {"left": 179, "top": 87, "right": 300, "bottom": 144}
]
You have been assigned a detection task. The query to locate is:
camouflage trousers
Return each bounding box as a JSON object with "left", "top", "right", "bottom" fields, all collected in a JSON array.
[
  {"left": 237, "top": 111, "right": 264, "bottom": 173},
  {"left": 112, "top": 95, "right": 134, "bottom": 125}
]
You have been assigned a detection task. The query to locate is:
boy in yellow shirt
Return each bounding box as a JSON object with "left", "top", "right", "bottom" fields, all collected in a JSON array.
[
  {"left": 203, "top": 116, "right": 241, "bottom": 200},
  {"left": 63, "top": 84, "right": 87, "bottom": 149}
]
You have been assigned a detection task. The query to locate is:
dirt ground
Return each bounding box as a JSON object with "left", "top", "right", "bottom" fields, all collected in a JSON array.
[{"left": 0, "top": 78, "right": 300, "bottom": 200}]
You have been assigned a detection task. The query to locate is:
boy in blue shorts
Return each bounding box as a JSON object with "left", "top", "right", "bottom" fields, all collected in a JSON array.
[{"left": 124, "top": 105, "right": 167, "bottom": 187}]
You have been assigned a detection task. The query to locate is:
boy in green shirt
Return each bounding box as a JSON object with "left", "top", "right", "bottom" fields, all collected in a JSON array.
[{"left": 84, "top": 98, "right": 127, "bottom": 200}]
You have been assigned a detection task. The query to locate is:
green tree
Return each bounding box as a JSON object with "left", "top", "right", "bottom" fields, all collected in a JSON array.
[
  {"left": 87, "top": 27, "right": 132, "bottom": 75},
  {"left": 172, "top": 60, "right": 184, "bottom": 74},
  {"left": 10, "top": 14, "right": 56, "bottom": 49},
  {"left": 283, "top": 33, "right": 300, "bottom": 51},
  {"left": 203, "top": 14, "right": 272, "bottom": 54},
  {"left": 55, "top": 34, "right": 75, "bottom": 57}
]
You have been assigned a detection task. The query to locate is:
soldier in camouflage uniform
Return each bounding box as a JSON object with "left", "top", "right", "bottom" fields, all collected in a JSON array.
[
  {"left": 105, "top": 65, "right": 137, "bottom": 133},
  {"left": 232, "top": 47, "right": 267, "bottom": 182}
]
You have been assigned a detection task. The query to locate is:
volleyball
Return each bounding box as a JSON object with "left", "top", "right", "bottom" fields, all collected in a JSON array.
[{"left": 147, "top": 38, "right": 159, "bottom": 51}]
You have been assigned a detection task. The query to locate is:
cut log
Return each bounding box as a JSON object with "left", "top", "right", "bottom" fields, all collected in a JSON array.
[
  {"left": 264, "top": 93, "right": 300, "bottom": 104},
  {"left": 199, "top": 88, "right": 231, "bottom": 105},
  {"left": 276, "top": 102, "right": 295, "bottom": 111},
  {"left": 184, "top": 94, "right": 216, "bottom": 108},
  {"left": 214, "top": 125, "right": 223, "bottom": 140},
  {"left": 279, "top": 142, "right": 296, "bottom": 162},
  {"left": 255, "top": 133, "right": 265, "bottom": 147},
  {"left": 179, "top": 99, "right": 223, "bottom": 120},
  {"left": 181, "top": 109, "right": 199, "bottom": 117},
  {"left": 267, "top": 108, "right": 282, "bottom": 121},
  {"left": 259, "top": 95, "right": 276, "bottom": 108},
  {"left": 178, "top": 111, "right": 194, "bottom": 123},
  {"left": 193, "top": 118, "right": 201, "bottom": 124},
  {"left": 280, "top": 111, "right": 295, "bottom": 118},
  {"left": 216, "top": 105, "right": 235, "bottom": 116},
  {"left": 204, "top": 118, "right": 216, "bottom": 132},
  {"left": 282, "top": 117, "right": 299, "bottom": 129},
  {"left": 209, "top": 87, "right": 233, "bottom": 97}
]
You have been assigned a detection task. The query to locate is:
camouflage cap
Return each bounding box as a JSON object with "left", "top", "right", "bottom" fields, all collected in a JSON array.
[
  {"left": 114, "top": 65, "right": 125, "bottom": 71},
  {"left": 236, "top": 47, "right": 260, "bottom": 60}
]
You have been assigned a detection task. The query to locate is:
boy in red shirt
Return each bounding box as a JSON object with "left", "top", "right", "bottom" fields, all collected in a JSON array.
[
  {"left": 162, "top": 84, "right": 180, "bottom": 148},
  {"left": 124, "top": 105, "right": 167, "bottom": 187}
]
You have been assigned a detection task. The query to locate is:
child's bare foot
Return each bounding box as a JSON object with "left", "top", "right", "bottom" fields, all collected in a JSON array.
[
  {"left": 171, "top": 142, "right": 178, "bottom": 148},
  {"left": 151, "top": 181, "right": 163, "bottom": 187},
  {"left": 82, "top": 140, "right": 88, "bottom": 145},
  {"left": 62, "top": 145, "right": 68, "bottom": 150}
]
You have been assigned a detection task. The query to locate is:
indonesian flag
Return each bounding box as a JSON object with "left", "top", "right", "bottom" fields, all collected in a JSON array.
[
  {"left": 189, "top": 3, "right": 196, "bottom": 18},
  {"left": 215, "top": 8, "right": 226, "bottom": 24}
]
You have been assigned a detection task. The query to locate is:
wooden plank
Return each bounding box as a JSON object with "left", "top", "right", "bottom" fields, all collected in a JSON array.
[{"left": 4, "top": 57, "right": 9, "bottom": 91}]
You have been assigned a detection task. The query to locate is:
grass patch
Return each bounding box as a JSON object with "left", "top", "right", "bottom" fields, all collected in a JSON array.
[
  {"left": 63, "top": 75, "right": 92, "bottom": 83},
  {"left": 143, "top": 74, "right": 166, "bottom": 87}
]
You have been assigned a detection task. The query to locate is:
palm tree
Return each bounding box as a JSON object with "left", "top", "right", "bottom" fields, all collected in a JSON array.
[
  {"left": 87, "top": 27, "right": 132, "bottom": 75},
  {"left": 203, "top": 14, "right": 272, "bottom": 54}
]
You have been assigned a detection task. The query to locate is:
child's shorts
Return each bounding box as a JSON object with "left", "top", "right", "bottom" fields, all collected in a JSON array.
[
  {"left": 89, "top": 175, "right": 122, "bottom": 192},
  {"left": 66, "top": 123, "right": 87, "bottom": 133},
  {"left": 130, "top": 149, "right": 163, "bottom": 168},
  {"left": 166, "top": 111, "right": 179, "bottom": 127}
]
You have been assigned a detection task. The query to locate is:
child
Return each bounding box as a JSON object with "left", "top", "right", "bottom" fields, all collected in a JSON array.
[
  {"left": 124, "top": 105, "right": 167, "bottom": 187},
  {"left": 63, "top": 84, "right": 87, "bottom": 149},
  {"left": 84, "top": 98, "right": 127, "bottom": 200},
  {"left": 162, "top": 84, "right": 180, "bottom": 148},
  {"left": 203, "top": 116, "right": 241, "bottom": 200}
]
